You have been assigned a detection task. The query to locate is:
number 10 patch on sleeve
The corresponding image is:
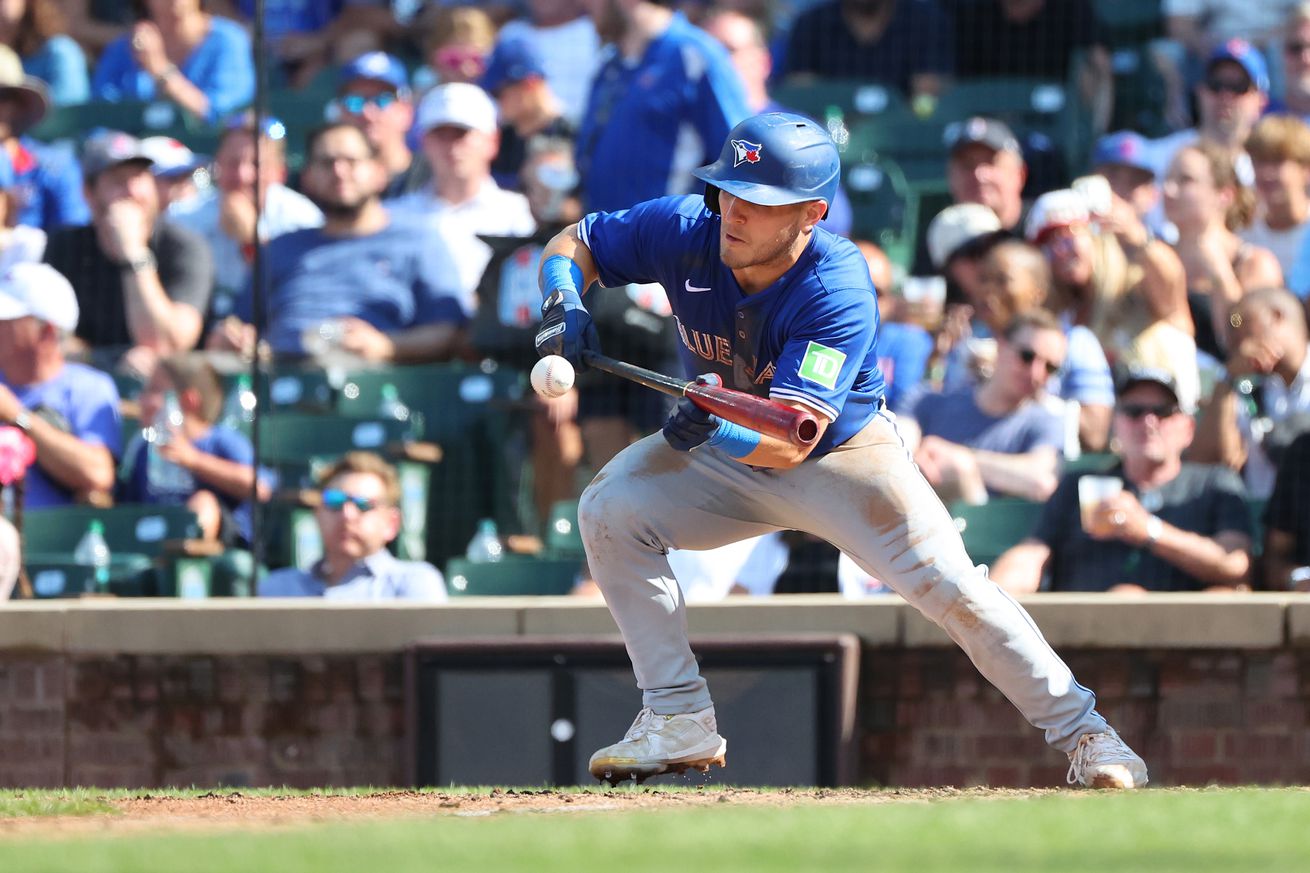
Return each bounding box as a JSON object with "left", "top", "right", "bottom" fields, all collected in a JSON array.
[{"left": 798, "top": 341, "right": 846, "bottom": 390}]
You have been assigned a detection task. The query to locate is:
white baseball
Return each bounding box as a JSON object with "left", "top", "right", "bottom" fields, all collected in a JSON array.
[{"left": 531, "top": 355, "right": 576, "bottom": 399}]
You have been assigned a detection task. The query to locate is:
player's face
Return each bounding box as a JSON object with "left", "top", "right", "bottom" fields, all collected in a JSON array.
[
  {"left": 315, "top": 471, "right": 401, "bottom": 562},
  {"left": 1115, "top": 383, "right": 1192, "bottom": 463},
  {"left": 717, "top": 192, "right": 816, "bottom": 271}
]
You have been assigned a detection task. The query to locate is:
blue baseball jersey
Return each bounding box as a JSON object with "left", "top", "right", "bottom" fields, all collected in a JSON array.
[
  {"left": 576, "top": 13, "right": 749, "bottom": 214},
  {"left": 579, "top": 195, "right": 886, "bottom": 457}
]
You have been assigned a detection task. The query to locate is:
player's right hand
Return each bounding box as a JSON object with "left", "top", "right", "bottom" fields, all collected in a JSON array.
[
  {"left": 535, "top": 286, "right": 599, "bottom": 372},
  {"left": 662, "top": 374, "right": 723, "bottom": 452}
]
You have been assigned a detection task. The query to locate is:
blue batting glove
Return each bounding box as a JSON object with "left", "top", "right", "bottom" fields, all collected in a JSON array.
[
  {"left": 535, "top": 255, "right": 599, "bottom": 371},
  {"left": 663, "top": 396, "right": 720, "bottom": 452}
]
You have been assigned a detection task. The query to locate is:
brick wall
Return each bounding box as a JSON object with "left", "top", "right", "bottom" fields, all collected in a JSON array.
[{"left": 3, "top": 646, "right": 1307, "bottom": 788}]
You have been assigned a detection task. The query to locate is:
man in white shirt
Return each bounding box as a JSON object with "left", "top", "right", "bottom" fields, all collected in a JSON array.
[
  {"left": 172, "top": 114, "right": 323, "bottom": 327},
  {"left": 387, "top": 83, "right": 535, "bottom": 314},
  {"left": 1241, "top": 115, "right": 1310, "bottom": 282}
]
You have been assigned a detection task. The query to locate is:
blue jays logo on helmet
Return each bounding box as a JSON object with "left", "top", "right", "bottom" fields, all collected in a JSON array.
[
  {"left": 693, "top": 112, "right": 841, "bottom": 218},
  {"left": 731, "top": 139, "right": 763, "bottom": 167}
]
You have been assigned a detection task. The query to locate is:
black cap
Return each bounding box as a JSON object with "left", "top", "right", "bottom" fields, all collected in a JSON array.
[
  {"left": 945, "top": 116, "right": 1022, "bottom": 157},
  {"left": 1115, "top": 363, "right": 1182, "bottom": 406}
]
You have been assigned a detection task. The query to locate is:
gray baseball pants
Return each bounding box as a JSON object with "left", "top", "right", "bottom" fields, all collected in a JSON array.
[{"left": 577, "top": 407, "right": 1108, "bottom": 755}]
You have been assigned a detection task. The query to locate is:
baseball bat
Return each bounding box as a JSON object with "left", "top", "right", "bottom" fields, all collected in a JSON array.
[{"left": 581, "top": 351, "right": 820, "bottom": 447}]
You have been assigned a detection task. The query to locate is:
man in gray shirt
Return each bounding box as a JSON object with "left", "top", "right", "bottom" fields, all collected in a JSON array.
[{"left": 259, "top": 451, "right": 446, "bottom": 601}]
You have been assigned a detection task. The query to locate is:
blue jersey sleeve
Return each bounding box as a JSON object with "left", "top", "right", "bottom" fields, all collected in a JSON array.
[
  {"left": 768, "top": 289, "right": 878, "bottom": 421},
  {"left": 579, "top": 196, "right": 703, "bottom": 291}
]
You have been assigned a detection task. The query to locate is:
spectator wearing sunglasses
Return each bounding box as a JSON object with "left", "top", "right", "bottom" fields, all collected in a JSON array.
[
  {"left": 898, "top": 309, "right": 1069, "bottom": 506},
  {"left": 992, "top": 364, "right": 1253, "bottom": 595},
  {"left": 259, "top": 451, "right": 446, "bottom": 601},
  {"left": 1147, "top": 39, "right": 1269, "bottom": 195},
  {"left": 174, "top": 113, "right": 322, "bottom": 332},
  {"left": 334, "top": 51, "right": 428, "bottom": 200},
  {"left": 411, "top": 4, "right": 495, "bottom": 93}
]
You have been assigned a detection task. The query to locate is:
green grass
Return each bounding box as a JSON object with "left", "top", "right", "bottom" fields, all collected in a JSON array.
[
  {"left": 1, "top": 788, "right": 1307, "bottom": 872},
  {"left": 0, "top": 789, "right": 116, "bottom": 817}
]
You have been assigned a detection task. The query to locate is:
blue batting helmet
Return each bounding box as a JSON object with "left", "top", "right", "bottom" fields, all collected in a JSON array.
[{"left": 692, "top": 112, "right": 841, "bottom": 218}]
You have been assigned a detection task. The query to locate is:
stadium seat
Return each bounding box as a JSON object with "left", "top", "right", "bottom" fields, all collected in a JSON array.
[
  {"left": 1093, "top": 0, "right": 1164, "bottom": 48},
  {"left": 23, "top": 553, "right": 156, "bottom": 598},
  {"left": 951, "top": 498, "right": 1045, "bottom": 566},
  {"left": 22, "top": 504, "right": 201, "bottom": 556},
  {"left": 769, "top": 79, "right": 909, "bottom": 127},
  {"left": 444, "top": 554, "right": 581, "bottom": 596},
  {"left": 1108, "top": 44, "right": 1172, "bottom": 138},
  {"left": 846, "top": 116, "right": 952, "bottom": 187},
  {"left": 840, "top": 151, "right": 919, "bottom": 271},
  {"left": 544, "top": 499, "right": 584, "bottom": 558},
  {"left": 257, "top": 412, "right": 423, "bottom": 463},
  {"left": 1060, "top": 452, "right": 1118, "bottom": 476}
]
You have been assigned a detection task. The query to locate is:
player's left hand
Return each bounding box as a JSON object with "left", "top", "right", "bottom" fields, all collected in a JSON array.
[
  {"left": 662, "top": 375, "right": 722, "bottom": 452},
  {"left": 535, "top": 287, "right": 599, "bottom": 372}
]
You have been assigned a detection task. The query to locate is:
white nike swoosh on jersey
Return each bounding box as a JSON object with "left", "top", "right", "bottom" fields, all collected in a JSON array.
[{"left": 685, "top": 279, "right": 711, "bottom": 293}]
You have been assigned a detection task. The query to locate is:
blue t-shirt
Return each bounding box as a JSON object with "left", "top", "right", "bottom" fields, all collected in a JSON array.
[
  {"left": 912, "top": 386, "right": 1064, "bottom": 456},
  {"left": 119, "top": 424, "right": 255, "bottom": 538},
  {"left": 2, "top": 363, "right": 121, "bottom": 508},
  {"left": 237, "top": 214, "right": 465, "bottom": 355},
  {"left": 580, "top": 194, "right": 886, "bottom": 456},
  {"left": 23, "top": 35, "right": 90, "bottom": 106},
  {"left": 875, "top": 320, "right": 932, "bottom": 413},
  {"left": 13, "top": 137, "right": 90, "bottom": 231},
  {"left": 576, "top": 12, "right": 749, "bottom": 213},
  {"left": 92, "top": 17, "right": 254, "bottom": 122},
  {"left": 238, "top": 0, "right": 342, "bottom": 41}
]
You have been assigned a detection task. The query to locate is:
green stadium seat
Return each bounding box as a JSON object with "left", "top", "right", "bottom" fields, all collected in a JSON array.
[
  {"left": 22, "top": 504, "right": 200, "bottom": 556},
  {"left": 770, "top": 79, "right": 909, "bottom": 127},
  {"left": 444, "top": 555, "right": 581, "bottom": 596},
  {"left": 1060, "top": 452, "right": 1118, "bottom": 476},
  {"left": 951, "top": 498, "right": 1045, "bottom": 567},
  {"left": 23, "top": 553, "right": 156, "bottom": 598},
  {"left": 544, "top": 499, "right": 584, "bottom": 557},
  {"left": 1108, "top": 44, "right": 1172, "bottom": 138},
  {"left": 257, "top": 412, "right": 420, "bottom": 463},
  {"left": 846, "top": 116, "right": 952, "bottom": 186},
  {"left": 841, "top": 152, "right": 919, "bottom": 271},
  {"left": 1093, "top": 0, "right": 1164, "bottom": 48}
]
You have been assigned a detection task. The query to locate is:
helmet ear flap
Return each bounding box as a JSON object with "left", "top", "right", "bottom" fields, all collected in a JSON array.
[{"left": 703, "top": 184, "right": 722, "bottom": 215}]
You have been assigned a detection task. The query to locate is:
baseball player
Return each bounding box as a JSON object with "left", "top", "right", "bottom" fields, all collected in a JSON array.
[{"left": 534, "top": 112, "right": 1148, "bottom": 790}]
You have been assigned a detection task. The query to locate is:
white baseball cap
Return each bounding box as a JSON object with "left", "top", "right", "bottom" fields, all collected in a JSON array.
[
  {"left": 1025, "top": 189, "right": 1091, "bottom": 244},
  {"left": 925, "top": 203, "right": 1003, "bottom": 269},
  {"left": 0, "top": 262, "right": 79, "bottom": 331},
  {"left": 416, "top": 83, "right": 497, "bottom": 135}
]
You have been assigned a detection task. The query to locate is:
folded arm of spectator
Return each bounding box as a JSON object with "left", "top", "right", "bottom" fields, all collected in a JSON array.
[
  {"left": 0, "top": 384, "right": 114, "bottom": 498},
  {"left": 971, "top": 444, "right": 1060, "bottom": 502}
]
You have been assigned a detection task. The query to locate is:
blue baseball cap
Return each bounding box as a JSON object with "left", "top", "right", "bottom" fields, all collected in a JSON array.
[
  {"left": 481, "top": 39, "right": 546, "bottom": 95},
  {"left": 338, "top": 51, "right": 409, "bottom": 94},
  {"left": 1207, "top": 38, "right": 1269, "bottom": 94},
  {"left": 1091, "top": 131, "right": 1154, "bottom": 176}
]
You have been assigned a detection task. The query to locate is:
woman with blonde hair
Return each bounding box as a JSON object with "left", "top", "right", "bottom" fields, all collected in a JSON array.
[
  {"left": 411, "top": 5, "right": 497, "bottom": 93},
  {"left": 1031, "top": 187, "right": 1201, "bottom": 415},
  {"left": 1164, "top": 140, "right": 1283, "bottom": 360}
]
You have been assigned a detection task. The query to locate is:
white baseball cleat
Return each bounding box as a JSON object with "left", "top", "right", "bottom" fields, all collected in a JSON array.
[
  {"left": 589, "top": 706, "right": 728, "bottom": 786},
  {"left": 1066, "top": 727, "right": 1149, "bottom": 789}
]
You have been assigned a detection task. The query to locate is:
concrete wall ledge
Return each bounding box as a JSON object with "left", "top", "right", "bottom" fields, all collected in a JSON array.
[{"left": 2, "top": 593, "right": 1306, "bottom": 654}]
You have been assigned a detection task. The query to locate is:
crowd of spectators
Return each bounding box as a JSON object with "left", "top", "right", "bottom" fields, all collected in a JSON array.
[{"left": 0, "top": 0, "right": 1309, "bottom": 602}]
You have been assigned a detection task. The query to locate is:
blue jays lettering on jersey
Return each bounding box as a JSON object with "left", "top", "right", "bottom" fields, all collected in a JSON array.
[
  {"left": 575, "top": 13, "right": 749, "bottom": 214},
  {"left": 579, "top": 195, "right": 886, "bottom": 456}
]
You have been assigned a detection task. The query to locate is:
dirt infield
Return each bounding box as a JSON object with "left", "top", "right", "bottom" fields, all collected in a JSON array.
[{"left": 0, "top": 787, "right": 1059, "bottom": 837}]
